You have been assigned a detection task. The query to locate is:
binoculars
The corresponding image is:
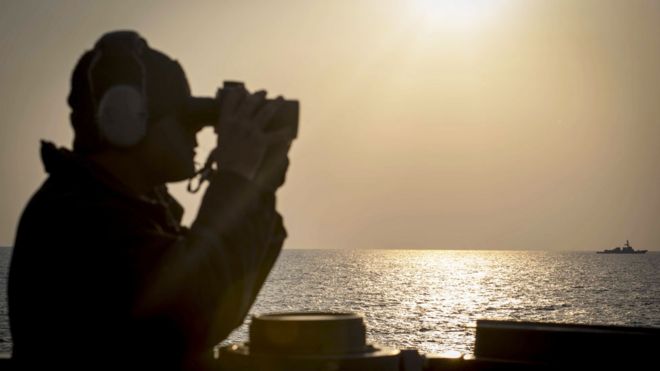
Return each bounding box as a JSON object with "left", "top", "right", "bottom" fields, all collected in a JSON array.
[
  {"left": 183, "top": 81, "right": 299, "bottom": 141},
  {"left": 185, "top": 81, "right": 298, "bottom": 193}
]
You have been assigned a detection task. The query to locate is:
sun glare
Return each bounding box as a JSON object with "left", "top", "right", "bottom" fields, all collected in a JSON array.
[{"left": 411, "top": 0, "right": 505, "bottom": 32}]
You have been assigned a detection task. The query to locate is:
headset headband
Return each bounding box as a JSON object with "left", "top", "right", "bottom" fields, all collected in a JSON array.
[
  {"left": 87, "top": 31, "right": 147, "bottom": 114},
  {"left": 86, "top": 31, "right": 149, "bottom": 147}
]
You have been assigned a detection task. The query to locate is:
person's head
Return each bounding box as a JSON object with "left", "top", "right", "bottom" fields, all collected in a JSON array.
[{"left": 67, "top": 30, "right": 201, "bottom": 184}]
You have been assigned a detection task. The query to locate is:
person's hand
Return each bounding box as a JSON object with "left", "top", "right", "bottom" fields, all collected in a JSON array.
[
  {"left": 253, "top": 143, "right": 291, "bottom": 192},
  {"left": 215, "top": 87, "right": 286, "bottom": 181}
]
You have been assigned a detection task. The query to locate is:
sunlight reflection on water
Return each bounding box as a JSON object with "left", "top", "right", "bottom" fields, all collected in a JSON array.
[
  {"left": 0, "top": 248, "right": 658, "bottom": 355},
  {"left": 225, "top": 249, "right": 660, "bottom": 355}
]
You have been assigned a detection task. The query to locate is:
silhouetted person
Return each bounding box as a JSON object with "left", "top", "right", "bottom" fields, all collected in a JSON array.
[{"left": 8, "top": 30, "right": 293, "bottom": 370}]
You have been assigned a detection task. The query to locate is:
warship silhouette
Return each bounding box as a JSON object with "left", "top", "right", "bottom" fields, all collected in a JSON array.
[{"left": 597, "top": 240, "right": 647, "bottom": 254}]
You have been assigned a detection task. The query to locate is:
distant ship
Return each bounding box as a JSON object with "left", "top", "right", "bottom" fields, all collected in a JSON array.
[{"left": 597, "top": 240, "right": 647, "bottom": 254}]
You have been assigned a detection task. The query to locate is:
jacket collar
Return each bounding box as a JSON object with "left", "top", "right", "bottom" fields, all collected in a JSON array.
[{"left": 40, "top": 140, "right": 184, "bottom": 227}]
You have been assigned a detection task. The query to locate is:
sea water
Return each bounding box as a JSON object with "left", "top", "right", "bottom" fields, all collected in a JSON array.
[{"left": 1, "top": 248, "right": 659, "bottom": 355}]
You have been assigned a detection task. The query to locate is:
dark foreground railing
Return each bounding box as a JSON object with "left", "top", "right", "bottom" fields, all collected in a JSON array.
[
  {"left": 474, "top": 319, "right": 659, "bottom": 368},
  {"left": 1, "top": 314, "right": 658, "bottom": 370}
]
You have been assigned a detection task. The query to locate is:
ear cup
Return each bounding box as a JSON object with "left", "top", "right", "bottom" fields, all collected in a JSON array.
[{"left": 97, "top": 84, "right": 147, "bottom": 147}]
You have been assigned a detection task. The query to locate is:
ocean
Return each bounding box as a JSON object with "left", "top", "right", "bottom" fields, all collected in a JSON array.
[{"left": 1, "top": 248, "right": 659, "bottom": 355}]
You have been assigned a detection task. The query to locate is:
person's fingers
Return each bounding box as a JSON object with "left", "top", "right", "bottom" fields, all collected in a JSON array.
[
  {"left": 217, "top": 87, "right": 247, "bottom": 134},
  {"left": 264, "top": 124, "right": 296, "bottom": 144},
  {"left": 253, "top": 96, "right": 284, "bottom": 129},
  {"left": 238, "top": 90, "right": 267, "bottom": 119},
  {"left": 221, "top": 87, "right": 246, "bottom": 114}
]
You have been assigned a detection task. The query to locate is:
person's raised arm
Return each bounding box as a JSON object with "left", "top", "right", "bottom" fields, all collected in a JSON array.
[{"left": 134, "top": 87, "right": 292, "bottom": 352}]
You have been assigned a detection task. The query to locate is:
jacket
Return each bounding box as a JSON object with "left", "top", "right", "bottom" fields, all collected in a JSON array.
[{"left": 8, "top": 141, "right": 286, "bottom": 370}]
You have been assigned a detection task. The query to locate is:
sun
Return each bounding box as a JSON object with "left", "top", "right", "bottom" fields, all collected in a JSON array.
[{"left": 410, "top": 0, "right": 505, "bottom": 32}]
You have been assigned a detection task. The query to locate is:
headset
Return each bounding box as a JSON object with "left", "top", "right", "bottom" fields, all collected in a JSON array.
[{"left": 87, "top": 31, "right": 149, "bottom": 147}]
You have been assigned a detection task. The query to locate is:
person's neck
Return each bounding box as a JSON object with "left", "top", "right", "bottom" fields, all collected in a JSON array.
[{"left": 89, "top": 150, "right": 157, "bottom": 195}]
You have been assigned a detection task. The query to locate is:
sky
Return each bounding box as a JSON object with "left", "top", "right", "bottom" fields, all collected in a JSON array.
[{"left": 0, "top": 0, "right": 658, "bottom": 250}]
